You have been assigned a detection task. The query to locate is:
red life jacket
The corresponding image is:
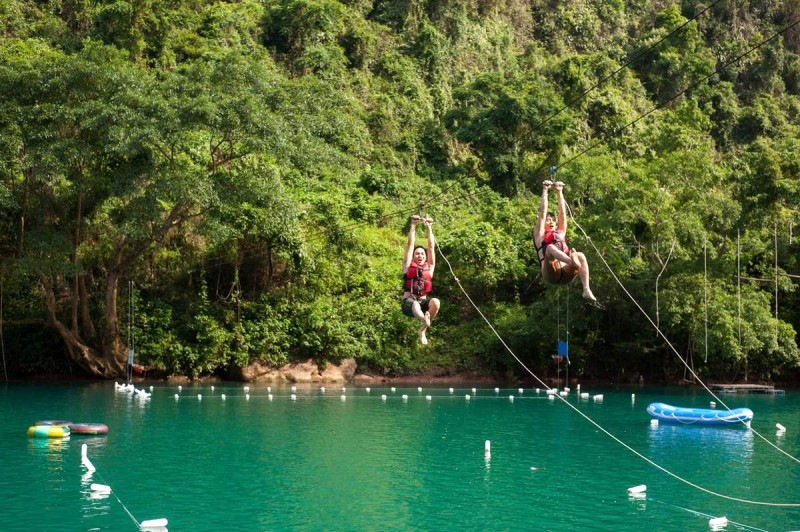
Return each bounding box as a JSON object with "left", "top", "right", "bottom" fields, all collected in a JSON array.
[
  {"left": 543, "top": 230, "right": 568, "bottom": 254},
  {"left": 404, "top": 262, "right": 432, "bottom": 297}
]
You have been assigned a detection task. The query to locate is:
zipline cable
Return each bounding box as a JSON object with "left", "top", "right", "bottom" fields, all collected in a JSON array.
[
  {"left": 535, "top": 0, "right": 725, "bottom": 131},
  {"left": 564, "top": 202, "right": 800, "bottom": 467},
  {"left": 435, "top": 239, "right": 800, "bottom": 507}
]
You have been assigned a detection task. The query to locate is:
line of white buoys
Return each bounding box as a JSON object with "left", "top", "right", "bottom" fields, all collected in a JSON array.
[
  {"left": 708, "top": 516, "right": 727, "bottom": 528},
  {"left": 91, "top": 483, "right": 111, "bottom": 494},
  {"left": 627, "top": 484, "right": 646, "bottom": 496},
  {"left": 81, "top": 444, "right": 96, "bottom": 472}
]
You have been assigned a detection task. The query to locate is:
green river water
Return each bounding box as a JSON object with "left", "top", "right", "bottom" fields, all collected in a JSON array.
[{"left": 1, "top": 383, "right": 798, "bottom": 531}]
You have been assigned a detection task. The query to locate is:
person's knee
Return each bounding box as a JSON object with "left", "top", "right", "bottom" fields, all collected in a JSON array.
[{"left": 429, "top": 298, "right": 440, "bottom": 311}]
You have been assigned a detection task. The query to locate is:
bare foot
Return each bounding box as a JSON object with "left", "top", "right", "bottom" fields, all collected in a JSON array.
[
  {"left": 419, "top": 324, "right": 429, "bottom": 345},
  {"left": 424, "top": 311, "right": 431, "bottom": 328},
  {"left": 583, "top": 289, "right": 597, "bottom": 303}
]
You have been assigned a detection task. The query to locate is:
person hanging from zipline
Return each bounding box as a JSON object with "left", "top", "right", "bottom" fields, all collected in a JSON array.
[
  {"left": 534, "top": 179, "right": 597, "bottom": 302},
  {"left": 402, "top": 215, "right": 440, "bottom": 345}
]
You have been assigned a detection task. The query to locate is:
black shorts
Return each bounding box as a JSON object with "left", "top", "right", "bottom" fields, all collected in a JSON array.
[{"left": 402, "top": 297, "right": 430, "bottom": 317}]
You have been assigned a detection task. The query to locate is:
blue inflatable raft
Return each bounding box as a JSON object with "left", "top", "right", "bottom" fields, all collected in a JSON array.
[{"left": 647, "top": 402, "right": 753, "bottom": 426}]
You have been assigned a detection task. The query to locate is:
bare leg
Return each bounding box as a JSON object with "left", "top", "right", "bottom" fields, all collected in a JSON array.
[
  {"left": 571, "top": 251, "right": 596, "bottom": 302},
  {"left": 412, "top": 301, "right": 429, "bottom": 345},
  {"left": 545, "top": 245, "right": 572, "bottom": 265}
]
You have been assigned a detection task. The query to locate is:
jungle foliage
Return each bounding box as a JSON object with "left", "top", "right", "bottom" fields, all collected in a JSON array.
[{"left": 0, "top": 0, "right": 798, "bottom": 383}]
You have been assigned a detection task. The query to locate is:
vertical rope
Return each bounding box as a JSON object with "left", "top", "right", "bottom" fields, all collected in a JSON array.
[
  {"left": 1, "top": 275, "right": 7, "bottom": 384},
  {"left": 774, "top": 224, "right": 779, "bottom": 348},
  {"left": 703, "top": 236, "right": 708, "bottom": 363},
  {"left": 738, "top": 230, "right": 745, "bottom": 381}
]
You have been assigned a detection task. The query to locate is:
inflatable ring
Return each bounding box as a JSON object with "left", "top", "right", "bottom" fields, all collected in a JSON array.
[
  {"left": 68, "top": 423, "right": 109, "bottom": 435},
  {"left": 34, "top": 419, "right": 72, "bottom": 426},
  {"left": 28, "top": 424, "right": 71, "bottom": 438}
]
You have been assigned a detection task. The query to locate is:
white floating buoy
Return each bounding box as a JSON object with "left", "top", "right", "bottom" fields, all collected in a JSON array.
[
  {"left": 535, "top": 388, "right": 540, "bottom": 394},
  {"left": 494, "top": 387, "right": 500, "bottom": 394},
  {"left": 472, "top": 387, "right": 477, "bottom": 394},
  {"left": 149, "top": 386, "right": 154, "bottom": 392},
  {"left": 340, "top": 395, "right": 346, "bottom": 401},
  {"left": 563, "top": 387, "right": 570, "bottom": 393},
  {"left": 266, "top": 386, "right": 271, "bottom": 393},
  {"left": 776, "top": 423, "right": 786, "bottom": 433},
  {"left": 366, "top": 387, "right": 371, "bottom": 393},
  {"left": 211, "top": 385, "right": 215, "bottom": 391},
  {"left": 290, "top": 394, "right": 296, "bottom": 401},
  {"left": 268, "top": 394, "right": 273, "bottom": 401},
  {"left": 381, "top": 394, "right": 387, "bottom": 401},
  {"left": 342, "top": 387, "right": 346, "bottom": 393},
  {"left": 417, "top": 386, "right": 422, "bottom": 392},
  {"left": 627, "top": 484, "right": 646, "bottom": 495},
  {"left": 509, "top": 395, "right": 514, "bottom": 402},
  {"left": 465, "top": 394, "right": 471, "bottom": 400},
  {"left": 320, "top": 387, "right": 325, "bottom": 394},
  {"left": 426, "top": 395, "right": 432, "bottom": 401},
  {"left": 546, "top": 389, "right": 556, "bottom": 395},
  {"left": 221, "top": 394, "right": 226, "bottom": 400},
  {"left": 576, "top": 384, "right": 581, "bottom": 391},
  {"left": 710, "top": 401, "right": 716, "bottom": 408},
  {"left": 391, "top": 387, "right": 396, "bottom": 393},
  {"left": 484, "top": 440, "right": 491, "bottom": 457},
  {"left": 90, "top": 483, "right": 111, "bottom": 493},
  {"left": 140, "top": 518, "right": 168, "bottom": 529},
  {"left": 580, "top": 392, "right": 590, "bottom": 399},
  {"left": 291, "top": 385, "right": 297, "bottom": 392},
  {"left": 708, "top": 516, "right": 727, "bottom": 528},
  {"left": 518, "top": 388, "right": 524, "bottom": 394},
  {"left": 244, "top": 386, "right": 250, "bottom": 392},
  {"left": 559, "top": 391, "right": 568, "bottom": 397},
  {"left": 650, "top": 419, "right": 659, "bottom": 428},
  {"left": 631, "top": 393, "right": 635, "bottom": 402},
  {"left": 402, "top": 394, "right": 408, "bottom": 401},
  {"left": 174, "top": 394, "right": 179, "bottom": 400},
  {"left": 245, "top": 394, "right": 250, "bottom": 400},
  {"left": 593, "top": 394, "right": 604, "bottom": 402},
  {"left": 449, "top": 387, "right": 454, "bottom": 394},
  {"left": 178, "top": 385, "right": 182, "bottom": 391},
  {"left": 197, "top": 394, "right": 202, "bottom": 401},
  {"left": 548, "top": 394, "right": 554, "bottom": 401}
]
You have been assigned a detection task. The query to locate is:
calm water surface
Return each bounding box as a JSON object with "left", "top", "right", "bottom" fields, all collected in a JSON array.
[{"left": 1, "top": 383, "right": 798, "bottom": 531}]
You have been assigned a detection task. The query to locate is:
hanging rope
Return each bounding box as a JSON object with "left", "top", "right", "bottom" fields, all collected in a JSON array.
[
  {"left": 1, "top": 274, "right": 7, "bottom": 384},
  {"left": 435, "top": 239, "right": 800, "bottom": 507},
  {"left": 563, "top": 202, "right": 800, "bottom": 467}
]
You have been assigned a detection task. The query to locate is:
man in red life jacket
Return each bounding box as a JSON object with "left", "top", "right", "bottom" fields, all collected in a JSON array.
[
  {"left": 534, "top": 180, "right": 597, "bottom": 302},
  {"left": 402, "top": 215, "right": 440, "bottom": 344}
]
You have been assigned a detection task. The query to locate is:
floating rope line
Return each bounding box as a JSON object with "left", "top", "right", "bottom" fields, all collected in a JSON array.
[
  {"left": 564, "top": 202, "right": 800, "bottom": 468},
  {"left": 435, "top": 241, "right": 800, "bottom": 507}
]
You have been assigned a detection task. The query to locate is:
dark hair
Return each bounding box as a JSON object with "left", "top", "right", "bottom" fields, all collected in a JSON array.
[
  {"left": 413, "top": 246, "right": 426, "bottom": 254},
  {"left": 546, "top": 212, "right": 556, "bottom": 220}
]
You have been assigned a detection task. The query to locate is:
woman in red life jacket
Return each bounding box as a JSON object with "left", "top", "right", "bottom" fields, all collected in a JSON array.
[
  {"left": 534, "top": 180, "right": 596, "bottom": 302},
  {"left": 402, "top": 215, "right": 440, "bottom": 345}
]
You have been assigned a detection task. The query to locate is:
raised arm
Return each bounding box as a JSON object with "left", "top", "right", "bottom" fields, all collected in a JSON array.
[
  {"left": 534, "top": 180, "right": 552, "bottom": 246},
  {"left": 424, "top": 218, "right": 435, "bottom": 273},
  {"left": 403, "top": 216, "right": 420, "bottom": 273},
  {"left": 554, "top": 181, "right": 567, "bottom": 232}
]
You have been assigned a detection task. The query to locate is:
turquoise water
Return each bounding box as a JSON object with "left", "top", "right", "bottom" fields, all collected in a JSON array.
[{"left": 1, "top": 383, "right": 798, "bottom": 531}]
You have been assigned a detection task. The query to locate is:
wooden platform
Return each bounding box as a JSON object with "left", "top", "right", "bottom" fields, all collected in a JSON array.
[{"left": 709, "top": 383, "right": 780, "bottom": 394}]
